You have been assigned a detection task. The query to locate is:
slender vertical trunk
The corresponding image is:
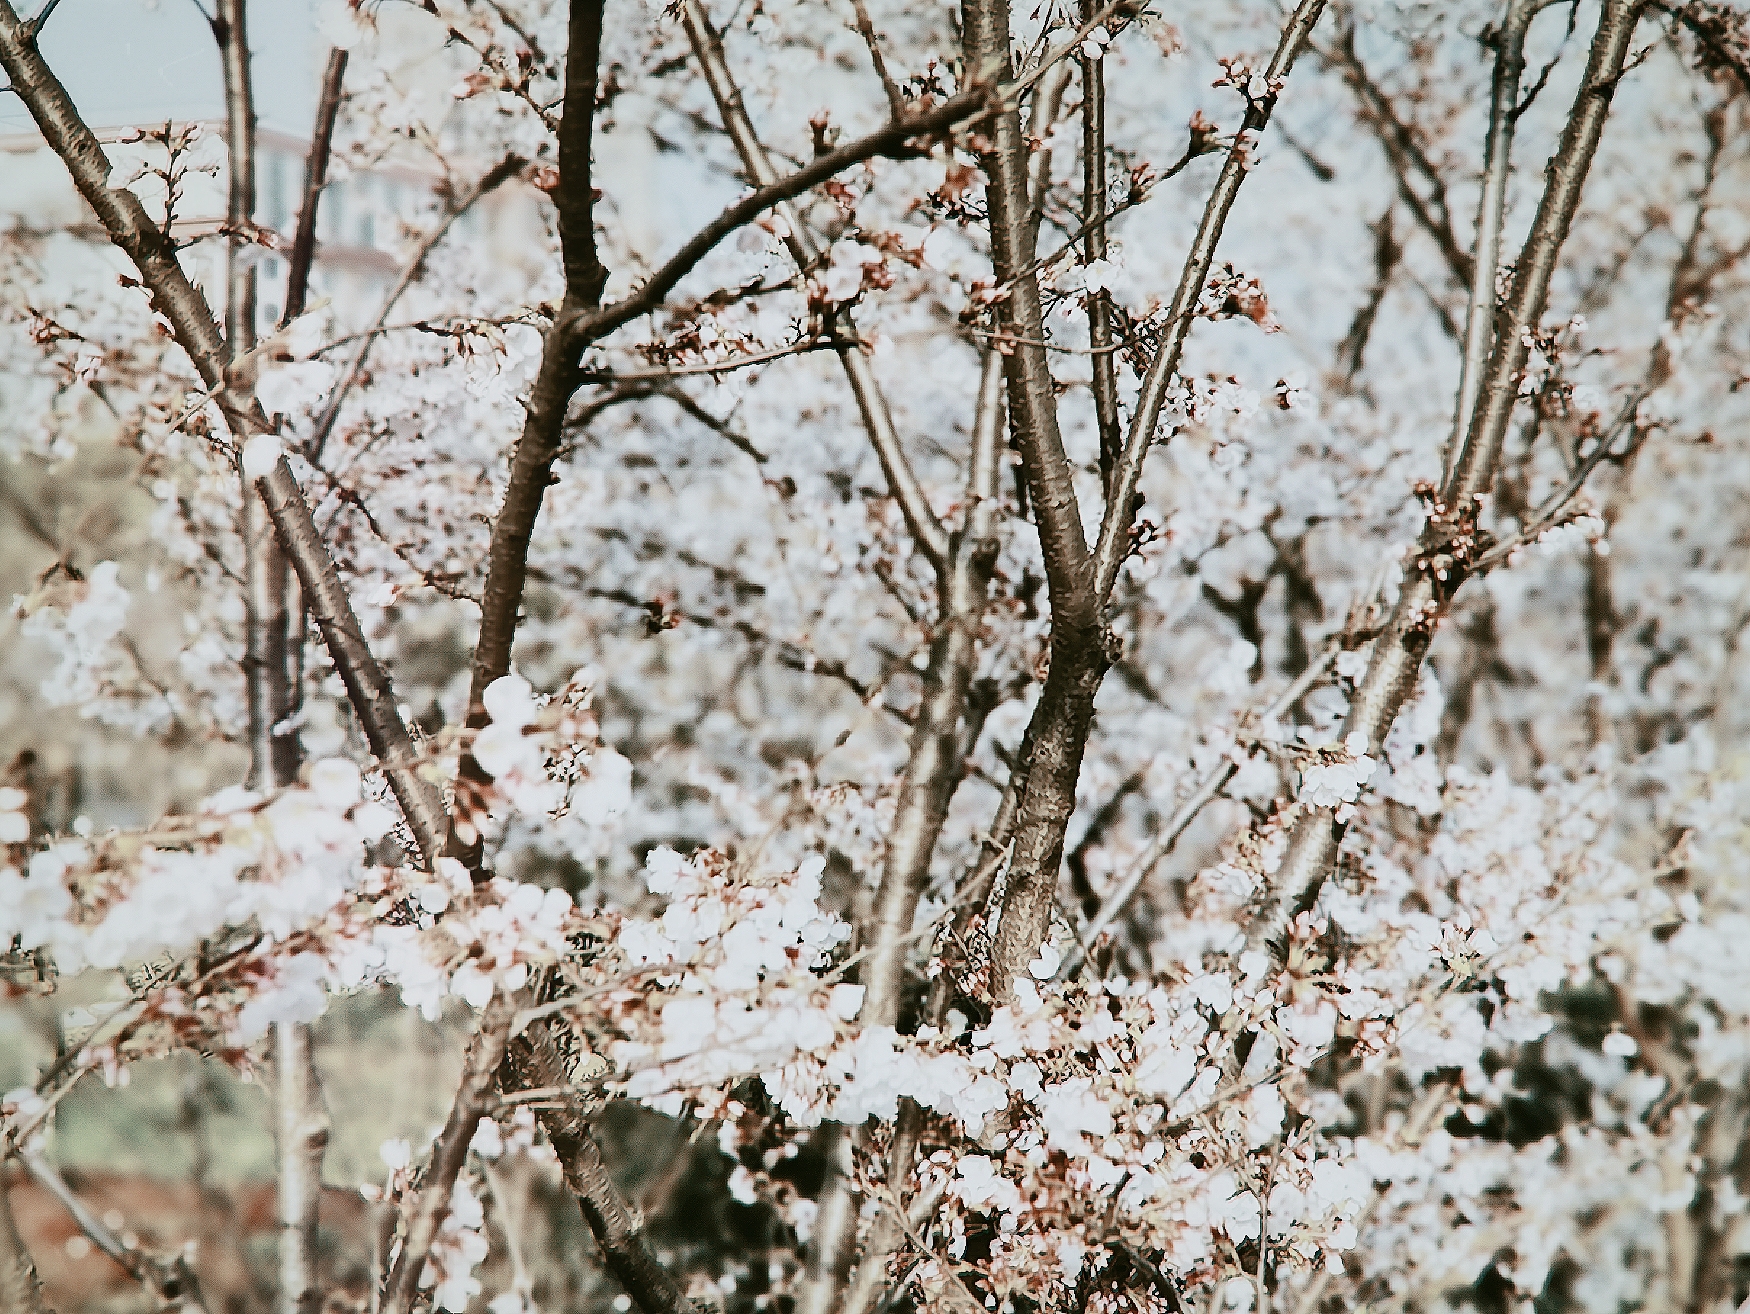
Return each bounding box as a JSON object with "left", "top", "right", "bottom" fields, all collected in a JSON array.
[
  {"left": 219, "top": 12, "right": 325, "bottom": 1314},
  {"left": 1081, "top": 0, "right": 1121, "bottom": 489},
  {"left": 273, "top": 1023, "right": 329, "bottom": 1314},
  {"left": 218, "top": 0, "right": 299, "bottom": 795}
]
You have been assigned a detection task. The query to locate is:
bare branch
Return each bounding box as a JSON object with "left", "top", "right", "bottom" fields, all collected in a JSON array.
[
  {"left": 1081, "top": 0, "right": 1122, "bottom": 489},
  {"left": 679, "top": 0, "right": 951, "bottom": 571},
  {"left": 1090, "top": 0, "right": 1327, "bottom": 605},
  {"left": 966, "top": 0, "right": 1094, "bottom": 628},
  {"left": 560, "top": 88, "right": 997, "bottom": 351},
  {"left": 504, "top": 1020, "right": 708, "bottom": 1314},
  {"left": 281, "top": 47, "right": 347, "bottom": 326},
  {"left": 307, "top": 151, "right": 527, "bottom": 464},
  {"left": 274, "top": 1022, "right": 329, "bottom": 1314},
  {"left": 849, "top": 0, "right": 906, "bottom": 118},
  {"left": 987, "top": 0, "right": 1328, "bottom": 1004},
  {"left": 21, "top": 1147, "right": 209, "bottom": 1310},
  {"left": 1444, "top": 0, "right": 1540, "bottom": 487},
  {"left": 380, "top": 990, "right": 515, "bottom": 1314},
  {"left": 448, "top": 0, "right": 609, "bottom": 873},
  {"left": 862, "top": 349, "right": 1007, "bottom": 1027}
]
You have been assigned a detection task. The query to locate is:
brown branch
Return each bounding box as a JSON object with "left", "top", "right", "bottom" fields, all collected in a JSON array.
[
  {"left": 862, "top": 350, "right": 1007, "bottom": 1027},
  {"left": 1334, "top": 207, "right": 1400, "bottom": 386},
  {"left": 577, "top": 334, "right": 843, "bottom": 383},
  {"left": 1090, "top": 0, "right": 1327, "bottom": 603},
  {"left": 849, "top": 0, "right": 907, "bottom": 118},
  {"left": 967, "top": 0, "right": 1093, "bottom": 629},
  {"left": 1323, "top": 27, "right": 1473, "bottom": 287},
  {"left": 306, "top": 151, "right": 527, "bottom": 463},
  {"left": 218, "top": 0, "right": 301, "bottom": 796},
  {"left": 504, "top": 1019, "right": 707, "bottom": 1314},
  {"left": 380, "top": 990, "right": 515, "bottom": 1314},
  {"left": 447, "top": 0, "right": 609, "bottom": 873},
  {"left": 21, "top": 1147, "right": 209, "bottom": 1310},
  {"left": 560, "top": 88, "right": 993, "bottom": 350},
  {"left": 1081, "top": 0, "right": 1121, "bottom": 490},
  {"left": 449, "top": 27, "right": 1026, "bottom": 880},
  {"left": 1247, "top": 0, "right": 1646, "bottom": 957},
  {"left": 281, "top": 47, "right": 347, "bottom": 326}
]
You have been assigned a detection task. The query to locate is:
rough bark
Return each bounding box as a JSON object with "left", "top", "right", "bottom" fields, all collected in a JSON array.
[
  {"left": 380, "top": 991, "right": 514, "bottom": 1314},
  {"left": 858, "top": 356, "right": 1007, "bottom": 1025},
  {"left": 1081, "top": 0, "right": 1122, "bottom": 489},
  {"left": 281, "top": 47, "right": 347, "bottom": 326},
  {"left": 504, "top": 1021, "right": 707, "bottom": 1314},
  {"left": 449, "top": 4, "right": 997, "bottom": 875}
]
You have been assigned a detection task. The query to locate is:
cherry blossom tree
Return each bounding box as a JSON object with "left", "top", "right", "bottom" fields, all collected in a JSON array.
[{"left": 4, "top": 0, "right": 1750, "bottom": 1311}]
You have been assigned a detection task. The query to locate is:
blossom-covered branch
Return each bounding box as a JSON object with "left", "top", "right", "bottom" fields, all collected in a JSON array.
[
  {"left": 1249, "top": 0, "right": 1647, "bottom": 954},
  {"left": 0, "top": 0, "right": 447, "bottom": 865}
]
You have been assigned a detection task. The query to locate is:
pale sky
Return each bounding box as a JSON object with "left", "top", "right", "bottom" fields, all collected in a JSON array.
[{"left": 2, "top": 0, "right": 318, "bottom": 139}]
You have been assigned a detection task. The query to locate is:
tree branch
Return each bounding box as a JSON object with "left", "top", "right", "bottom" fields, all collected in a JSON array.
[
  {"left": 380, "top": 990, "right": 515, "bottom": 1314},
  {"left": 281, "top": 47, "right": 347, "bottom": 326},
  {"left": 503, "top": 1019, "right": 707, "bottom": 1313},
  {"left": 987, "top": 0, "right": 1328, "bottom": 1004},
  {"left": 21, "top": 1147, "right": 210, "bottom": 1310},
  {"left": 1090, "top": 0, "right": 1327, "bottom": 605},
  {"left": 861, "top": 349, "right": 1007, "bottom": 1027},
  {"left": 274, "top": 1021, "right": 329, "bottom": 1314},
  {"left": 1443, "top": 0, "right": 1540, "bottom": 487},
  {"left": 447, "top": 0, "right": 608, "bottom": 872},
  {"left": 1081, "top": 0, "right": 1122, "bottom": 490},
  {"left": 1247, "top": 0, "right": 1646, "bottom": 957},
  {"left": 681, "top": 0, "right": 951, "bottom": 569},
  {"left": 306, "top": 151, "right": 527, "bottom": 464},
  {"left": 0, "top": 0, "right": 446, "bottom": 867},
  {"left": 966, "top": 0, "right": 1093, "bottom": 628}
]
